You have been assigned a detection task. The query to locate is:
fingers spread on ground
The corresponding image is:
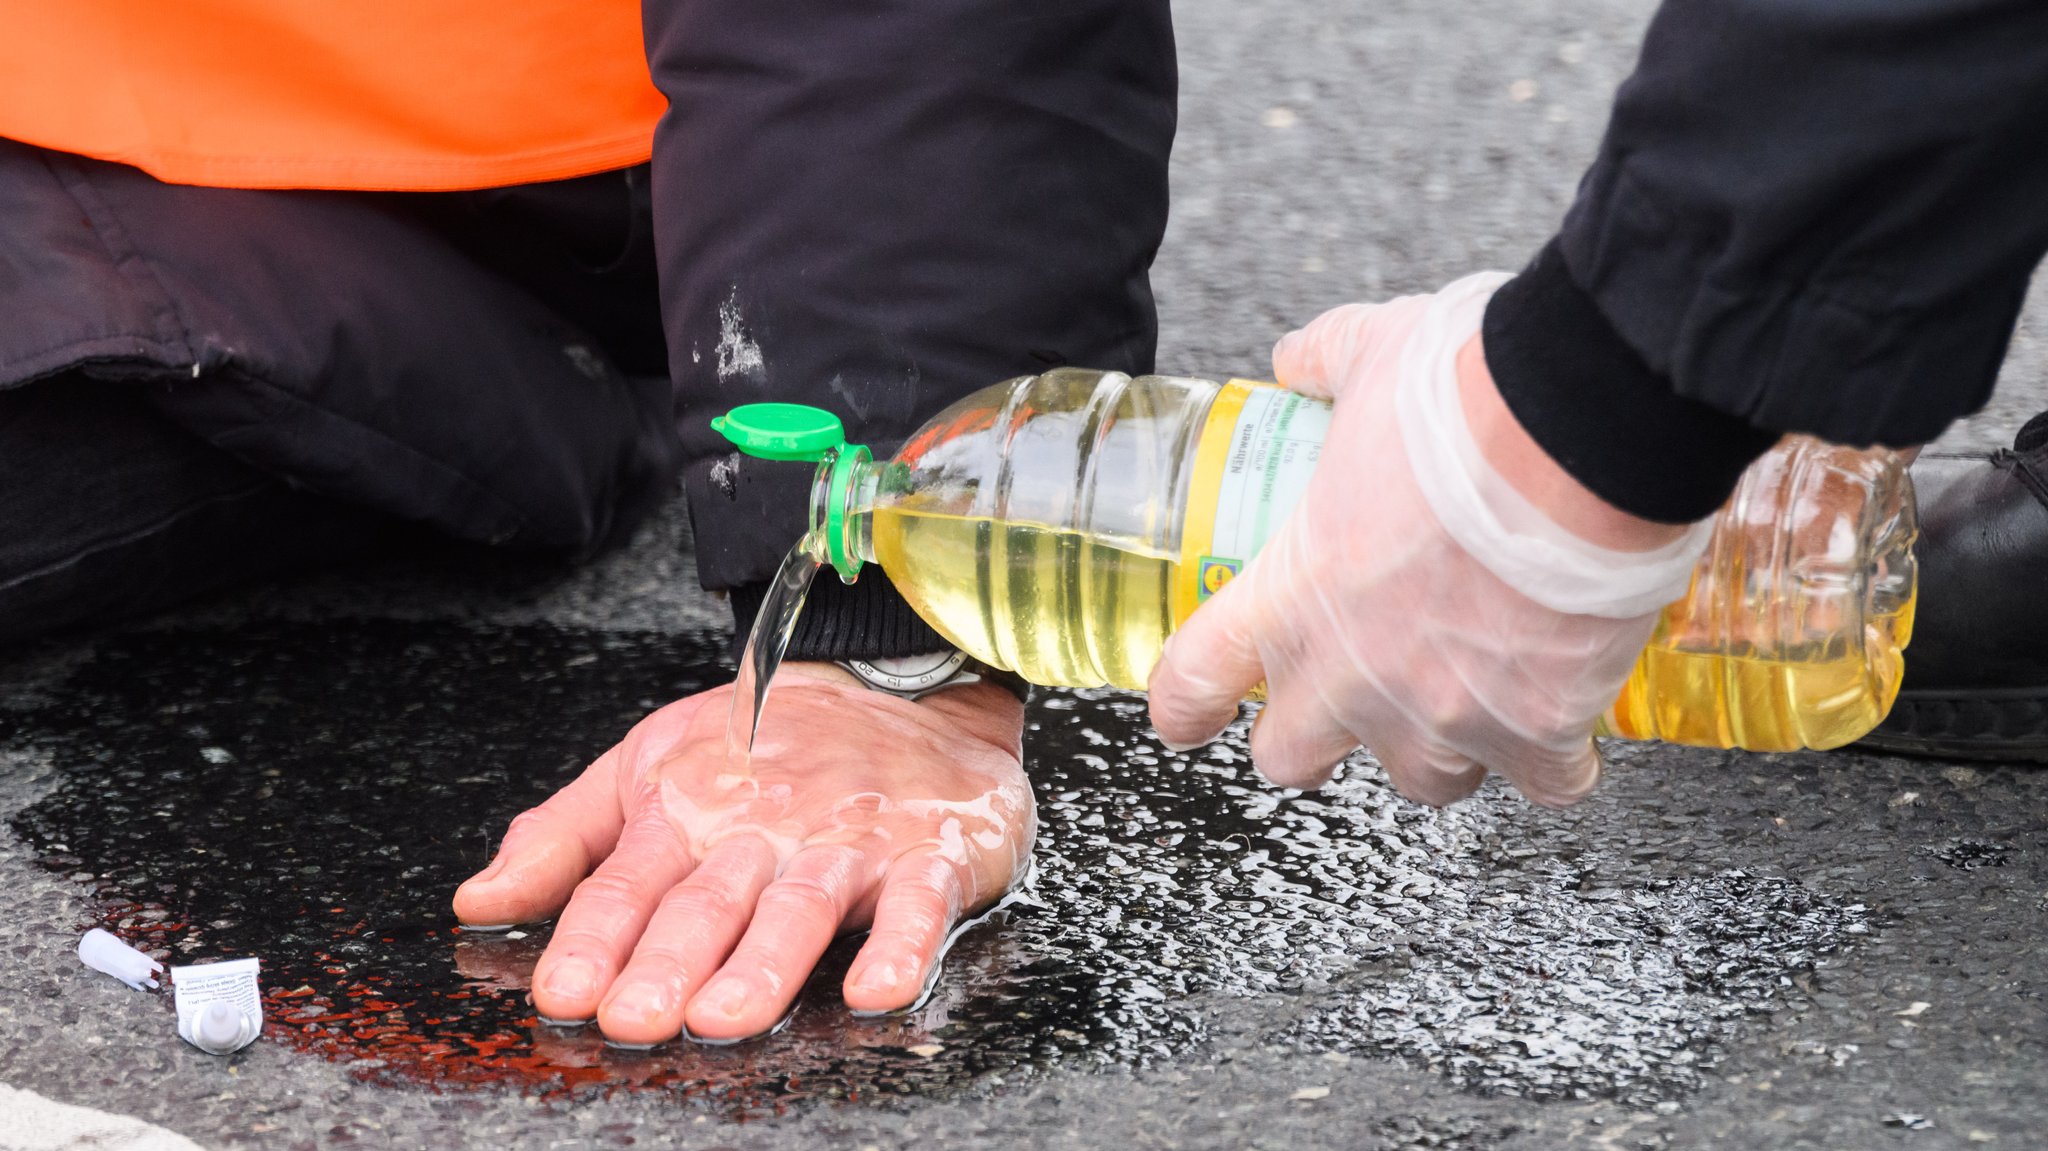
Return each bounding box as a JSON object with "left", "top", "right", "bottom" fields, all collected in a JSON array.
[
  {"left": 529, "top": 810, "right": 695, "bottom": 1023},
  {"left": 684, "top": 844, "right": 869, "bottom": 1043},
  {"left": 1246, "top": 695, "right": 1359, "bottom": 791},
  {"left": 452, "top": 749, "right": 629, "bottom": 928},
  {"left": 595, "top": 835, "right": 779, "bottom": 1046},
  {"left": 843, "top": 849, "right": 966, "bottom": 1015}
]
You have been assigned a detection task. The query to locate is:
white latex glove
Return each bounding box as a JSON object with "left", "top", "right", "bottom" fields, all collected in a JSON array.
[{"left": 1147, "top": 274, "right": 1712, "bottom": 807}]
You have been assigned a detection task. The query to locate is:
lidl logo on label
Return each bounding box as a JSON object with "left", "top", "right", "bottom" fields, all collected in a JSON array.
[{"left": 1197, "top": 555, "right": 1241, "bottom": 601}]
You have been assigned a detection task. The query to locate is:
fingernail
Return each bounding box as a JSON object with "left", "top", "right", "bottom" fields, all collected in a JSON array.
[
  {"left": 698, "top": 977, "right": 749, "bottom": 1020},
  {"left": 853, "top": 961, "right": 900, "bottom": 995},
  {"left": 541, "top": 959, "right": 601, "bottom": 1004},
  {"left": 468, "top": 856, "right": 507, "bottom": 885}
]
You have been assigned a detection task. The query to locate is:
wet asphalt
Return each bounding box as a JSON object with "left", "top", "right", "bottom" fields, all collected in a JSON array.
[{"left": 4, "top": 0, "right": 2047, "bottom": 1148}]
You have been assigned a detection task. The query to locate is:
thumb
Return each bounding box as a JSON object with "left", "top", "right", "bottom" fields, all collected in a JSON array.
[
  {"left": 452, "top": 745, "right": 625, "bottom": 928},
  {"left": 1147, "top": 565, "right": 1267, "bottom": 750},
  {"left": 1271, "top": 294, "right": 1428, "bottom": 400}
]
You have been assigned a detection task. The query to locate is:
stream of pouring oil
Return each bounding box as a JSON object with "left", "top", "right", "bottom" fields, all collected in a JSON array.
[{"left": 725, "top": 530, "right": 827, "bottom": 767}]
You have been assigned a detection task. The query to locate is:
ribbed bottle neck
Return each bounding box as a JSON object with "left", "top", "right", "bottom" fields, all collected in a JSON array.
[{"left": 807, "top": 450, "right": 881, "bottom": 577}]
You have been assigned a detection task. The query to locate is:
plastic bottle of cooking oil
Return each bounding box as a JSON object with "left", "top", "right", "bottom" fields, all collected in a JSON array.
[{"left": 713, "top": 368, "right": 1918, "bottom": 752}]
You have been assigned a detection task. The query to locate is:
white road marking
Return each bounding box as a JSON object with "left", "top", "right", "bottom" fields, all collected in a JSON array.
[{"left": 0, "top": 1083, "right": 208, "bottom": 1151}]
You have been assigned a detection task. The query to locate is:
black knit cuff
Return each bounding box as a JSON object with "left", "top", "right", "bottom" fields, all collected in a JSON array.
[
  {"left": 1483, "top": 240, "right": 1776, "bottom": 524},
  {"left": 727, "top": 569, "right": 953, "bottom": 664}
]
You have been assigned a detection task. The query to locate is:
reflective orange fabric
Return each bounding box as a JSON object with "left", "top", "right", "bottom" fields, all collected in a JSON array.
[{"left": 0, "top": 1, "right": 663, "bottom": 191}]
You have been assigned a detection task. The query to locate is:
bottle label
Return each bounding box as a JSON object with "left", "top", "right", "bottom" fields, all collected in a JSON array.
[{"left": 1174, "top": 381, "right": 1332, "bottom": 622}]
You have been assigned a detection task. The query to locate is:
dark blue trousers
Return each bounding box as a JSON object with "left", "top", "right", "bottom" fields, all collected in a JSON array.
[{"left": 0, "top": 0, "right": 1176, "bottom": 649}]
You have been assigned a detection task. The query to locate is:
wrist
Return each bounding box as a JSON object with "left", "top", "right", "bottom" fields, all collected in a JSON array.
[
  {"left": 777, "top": 660, "right": 1025, "bottom": 746},
  {"left": 1392, "top": 272, "right": 1712, "bottom": 619},
  {"left": 773, "top": 660, "right": 867, "bottom": 690},
  {"left": 1456, "top": 334, "right": 1695, "bottom": 552},
  {"left": 779, "top": 660, "right": 1027, "bottom": 711},
  {"left": 835, "top": 650, "right": 1033, "bottom": 704},
  {"left": 1481, "top": 240, "right": 1777, "bottom": 523},
  {"left": 726, "top": 570, "right": 951, "bottom": 665}
]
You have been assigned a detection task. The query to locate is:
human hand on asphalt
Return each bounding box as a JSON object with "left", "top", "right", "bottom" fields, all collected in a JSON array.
[
  {"left": 452, "top": 663, "right": 1032, "bottom": 1044},
  {"left": 1148, "top": 274, "right": 1711, "bottom": 808}
]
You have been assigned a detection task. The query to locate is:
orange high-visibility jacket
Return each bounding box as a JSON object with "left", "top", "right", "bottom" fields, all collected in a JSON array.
[{"left": 0, "top": 2, "right": 664, "bottom": 191}]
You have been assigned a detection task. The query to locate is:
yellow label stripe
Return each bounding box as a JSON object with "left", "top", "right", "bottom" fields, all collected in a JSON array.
[{"left": 1173, "top": 379, "right": 1263, "bottom": 626}]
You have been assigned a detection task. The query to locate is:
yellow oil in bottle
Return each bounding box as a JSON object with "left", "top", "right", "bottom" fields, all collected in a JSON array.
[
  {"left": 873, "top": 504, "right": 1918, "bottom": 751},
  {"left": 1600, "top": 607, "right": 1913, "bottom": 751},
  {"left": 870, "top": 507, "right": 1176, "bottom": 690}
]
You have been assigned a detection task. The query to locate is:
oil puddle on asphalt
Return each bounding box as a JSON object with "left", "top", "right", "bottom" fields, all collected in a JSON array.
[{"left": 9, "top": 621, "right": 1866, "bottom": 1111}]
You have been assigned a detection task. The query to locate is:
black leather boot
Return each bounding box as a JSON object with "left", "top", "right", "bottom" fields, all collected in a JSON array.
[{"left": 1859, "top": 413, "right": 2048, "bottom": 761}]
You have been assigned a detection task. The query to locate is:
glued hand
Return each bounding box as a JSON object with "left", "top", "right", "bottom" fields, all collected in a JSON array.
[
  {"left": 452, "top": 664, "right": 1033, "bottom": 1045},
  {"left": 1148, "top": 276, "right": 1707, "bottom": 808}
]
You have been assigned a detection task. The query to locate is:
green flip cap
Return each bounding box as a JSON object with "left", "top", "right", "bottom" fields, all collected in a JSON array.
[
  {"left": 710, "top": 402, "right": 848, "bottom": 461},
  {"left": 712, "top": 403, "right": 869, "bottom": 579}
]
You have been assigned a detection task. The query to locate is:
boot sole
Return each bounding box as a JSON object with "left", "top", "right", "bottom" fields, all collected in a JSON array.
[{"left": 1857, "top": 688, "right": 2048, "bottom": 762}]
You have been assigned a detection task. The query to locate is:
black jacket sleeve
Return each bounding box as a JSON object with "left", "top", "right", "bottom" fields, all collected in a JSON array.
[
  {"left": 1485, "top": 0, "right": 2048, "bottom": 523},
  {"left": 642, "top": 0, "right": 1176, "bottom": 657}
]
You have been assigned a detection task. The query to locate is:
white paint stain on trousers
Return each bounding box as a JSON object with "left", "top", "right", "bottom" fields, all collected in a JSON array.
[{"left": 716, "top": 287, "right": 765, "bottom": 383}]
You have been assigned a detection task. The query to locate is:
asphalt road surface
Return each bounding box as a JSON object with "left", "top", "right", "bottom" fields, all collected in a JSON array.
[{"left": 4, "top": 1, "right": 2044, "bottom": 1149}]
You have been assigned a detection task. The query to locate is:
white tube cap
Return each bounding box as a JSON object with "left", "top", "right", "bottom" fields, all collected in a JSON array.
[
  {"left": 191, "top": 1001, "right": 258, "bottom": 1056},
  {"left": 78, "top": 929, "right": 163, "bottom": 991}
]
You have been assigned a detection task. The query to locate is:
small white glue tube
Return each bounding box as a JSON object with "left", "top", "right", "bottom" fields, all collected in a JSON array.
[
  {"left": 78, "top": 929, "right": 163, "bottom": 991},
  {"left": 171, "top": 958, "right": 263, "bottom": 1056}
]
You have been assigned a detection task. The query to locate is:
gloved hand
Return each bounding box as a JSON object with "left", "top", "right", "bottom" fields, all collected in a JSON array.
[
  {"left": 452, "top": 664, "right": 1033, "bottom": 1044},
  {"left": 1147, "top": 274, "right": 1712, "bottom": 807}
]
